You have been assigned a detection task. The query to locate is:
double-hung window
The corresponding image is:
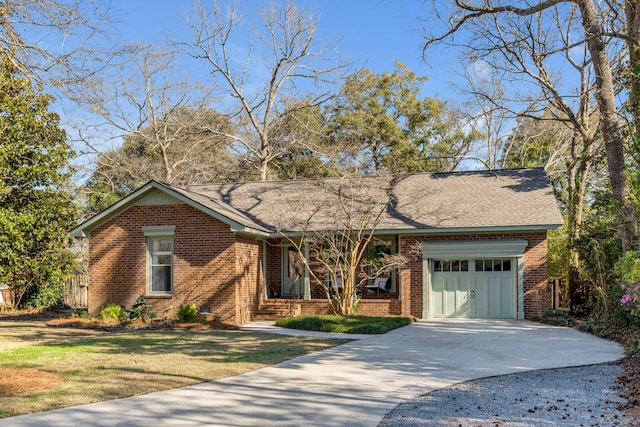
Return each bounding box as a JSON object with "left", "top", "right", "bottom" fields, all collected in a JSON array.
[{"left": 142, "top": 226, "right": 176, "bottom": 295}]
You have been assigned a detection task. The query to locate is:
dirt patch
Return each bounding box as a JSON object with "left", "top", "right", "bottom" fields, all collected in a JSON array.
[{"left": 0, "top": 367, "right": 64, "bottom": 397}]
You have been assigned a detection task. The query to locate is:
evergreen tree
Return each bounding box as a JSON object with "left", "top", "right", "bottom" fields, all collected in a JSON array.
[{"left": 0, "top": 59, "right": 77, "bottom": 307}]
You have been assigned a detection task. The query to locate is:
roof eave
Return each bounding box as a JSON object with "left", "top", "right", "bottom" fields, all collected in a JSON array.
[
  {"left": 70, "top": 181, "right": 269, "bottom": 238},
  {"left": 262, "top": 223, "right": 563, "bottom": 239},
  {"left": 390, "top": 223, "right": 564, "bottom": 235}
]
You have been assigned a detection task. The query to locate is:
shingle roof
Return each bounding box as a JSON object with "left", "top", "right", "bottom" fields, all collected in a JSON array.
[{"left": 174, "top": 168, "right": 562, "bottom": 234}]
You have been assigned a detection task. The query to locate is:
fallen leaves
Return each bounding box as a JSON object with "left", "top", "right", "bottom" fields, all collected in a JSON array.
[{"left": 0, "top": 367, "right": 64, "bottom": 397}]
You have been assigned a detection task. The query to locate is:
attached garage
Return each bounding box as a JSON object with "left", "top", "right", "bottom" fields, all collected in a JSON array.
[{"left": 422, "top": 240, "right": 528, "bottom": 319}]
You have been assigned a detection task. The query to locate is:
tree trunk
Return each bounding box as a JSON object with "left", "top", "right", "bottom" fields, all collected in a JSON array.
[
  {"left": 578, "top": 0, "right": 639, "bottom": 252},
  {"left": 626, "top": 0, "right": 640, "bottom": 139},
  {"left": 259, "top": 159, "right": 269, "bottom": 181}
]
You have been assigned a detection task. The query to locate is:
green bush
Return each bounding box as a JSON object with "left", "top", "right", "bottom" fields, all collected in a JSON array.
[
  {"left": 72, "top": 309, "right": 91, "bottom": 319},
  {"left": 126, "top": 295, "right": 156, "bottom": 322},
  {"left": 26, "top": 281, "right": 66, "bottom": 309},
  {"left": 615, "top": 251, "right": 640, "bottom": 285},
  {"left": 100, "top": 304, "right": 124, "bottom": 320},
  {"left": 535, "top": 309, "right": 576, "bottom": 327},
  {"left": 347, "top": 323, "right": 389, "bottom": 334},
  {"left": 275, "top": 315, "right": 413, "bottom": 334},
  {"left": 177, "top": 303, "right": 199, "bottom": 323}
]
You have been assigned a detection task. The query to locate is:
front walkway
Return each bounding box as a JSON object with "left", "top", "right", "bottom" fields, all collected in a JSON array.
[{"left": 3, "top": 320, "right": 624, "bottom": 426}]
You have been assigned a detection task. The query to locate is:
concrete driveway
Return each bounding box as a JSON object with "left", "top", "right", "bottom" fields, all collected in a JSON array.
[{"left": 2, "top": 320, "right": 624, "bottom": 427}]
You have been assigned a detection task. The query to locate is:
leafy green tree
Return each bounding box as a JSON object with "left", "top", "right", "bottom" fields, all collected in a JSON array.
[
  {"left": 0, "top": 59, "right": 77, "bottom": 307},
  {"left": 270, "top": 101, "right": 343, "bottom": 179},
  {"left": 328, "top": 62, "right": 482, "bottom": 174}
]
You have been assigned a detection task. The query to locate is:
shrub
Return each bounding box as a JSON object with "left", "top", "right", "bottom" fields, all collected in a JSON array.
[
  {"left": 26, "top": 281, "right": 66, "bottom": 309},
  {"left": 126, "top": 295, "right": 156, "bottom": 322},
  {"left": 621, "top": 283, "right": 640, "bottom": 316},
  {"left": 615, "top": 251, "right": 640, "bottom": 284},
  {"left": 72, "top": 309, "right": 91, "bottom": 319},
  {"left": 534, "top": 309, "right": 576, "bottom": 327},
  {"left": 275, "top": 315, "right": 413, "bottom": 334},
  {"left": 177, "top": 303, "right": 199, "bottom": 323},
  {"left": 100, "top": 304, "right": 124, "bottom": 320},
  {"left": 615, "top": 251, "right": 640, "bottom": 317}
]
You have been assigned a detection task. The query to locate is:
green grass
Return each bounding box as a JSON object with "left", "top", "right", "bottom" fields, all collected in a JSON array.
[
  {"left": 0, "top": 318, "right": 347, "bottom": 418},
  {"left": 274, "top": 315, "right": 414, "bottom": 334}
]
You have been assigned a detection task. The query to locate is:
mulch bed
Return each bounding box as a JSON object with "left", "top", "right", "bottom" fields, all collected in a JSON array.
[
  {"left": 45, "top": 317, "right": 239, "bottom": 331},
  {"left": 617, "top": 353, "right": 640, "bottom": 419},
  {"left": 0, "top": 367, "right": 65, "bottom": 398}
]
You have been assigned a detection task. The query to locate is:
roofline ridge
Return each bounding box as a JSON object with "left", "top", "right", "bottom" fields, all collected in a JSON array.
[{"left": 159, "top": 167, "right": 549, "bottom": 189}]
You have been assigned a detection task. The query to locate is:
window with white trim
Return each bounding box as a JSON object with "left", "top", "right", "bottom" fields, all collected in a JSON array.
[{"left": 142, "top": 226, "right": 176, "bottom": 295}]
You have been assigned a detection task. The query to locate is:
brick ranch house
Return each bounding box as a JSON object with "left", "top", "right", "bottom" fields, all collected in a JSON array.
[{"left": 71, "top": 168, "right": 563, "bottom": 325}]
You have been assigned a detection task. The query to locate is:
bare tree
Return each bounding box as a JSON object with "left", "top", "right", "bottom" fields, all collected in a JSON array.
[
  {"left": 80, "top": 45, "right": 235, "bottom": 193},
  {"left": 424, "top": 0, "right": 638, "bottom": 252},
  {"left": 179, "top": 1, "right": 345, "bottom": 181},
  {"left": 457, "top": 62, "right": 514, "bottom": 170},
  {"left": 0, "top": 0, "right": 120, "bottom": 101},
  {"left": 279, "top": 178, "right": 406, "bottom": 315}
]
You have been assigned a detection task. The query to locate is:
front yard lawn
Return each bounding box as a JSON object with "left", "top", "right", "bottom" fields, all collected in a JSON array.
[
  {"left": 274, "top": 315, "right": 414, "bottom": 334},
  {"left": 0, "top": 316, "right": 348, "bottom": 419}
]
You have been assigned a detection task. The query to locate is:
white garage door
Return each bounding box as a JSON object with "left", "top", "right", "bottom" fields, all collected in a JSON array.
[{"left": 430, "top": 258, "right": 515, "bottom": 318}]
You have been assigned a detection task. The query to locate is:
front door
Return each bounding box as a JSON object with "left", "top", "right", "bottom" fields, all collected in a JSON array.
[{"left": 282, "top": 245, "right": 303, "bottom": 297}]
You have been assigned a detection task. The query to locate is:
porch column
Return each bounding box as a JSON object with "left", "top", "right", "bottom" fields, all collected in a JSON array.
[
  {"left": 303, "top": 242, "right": 311, "bottom": 300},
  {"left": 262, "top": 240, "right": 268, "bottom": 301},
  {"left": 421, "top": 254, "right": 430, "bottom": 319}
]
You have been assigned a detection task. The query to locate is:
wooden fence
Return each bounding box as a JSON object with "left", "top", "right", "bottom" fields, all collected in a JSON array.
[
  {"left": 548, "top": 277, "right": 566, "bottom": 310},
  {"left": 64, "top": 273, "right": 88, "bottom": 309}
]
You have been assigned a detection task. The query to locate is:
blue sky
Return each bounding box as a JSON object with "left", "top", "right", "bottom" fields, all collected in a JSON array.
[
  {"left": 109, "top": 0, "right": 456, "bottom": 99},
  {"left": 63, "top": 0, "right": 486, "bottom": 177}
]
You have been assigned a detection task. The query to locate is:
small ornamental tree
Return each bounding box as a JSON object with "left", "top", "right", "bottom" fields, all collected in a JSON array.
[
  {"left": 281, "top": 177, "right": 406, "bottom": 315},
  {"left": 0, "top": 59, "right": 77, "bottom": 307},
  {"left": 616, "top": 251, "right": 640, "bottom": 317}
]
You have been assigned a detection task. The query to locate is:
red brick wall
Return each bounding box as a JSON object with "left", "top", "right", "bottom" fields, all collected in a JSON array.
[
  {"left": 88, "top": 204, "right": 252, "bottom": 324},
  {"left": 399, "top": 232, "right": 550, "bottom": 319},
  {"left": 522, "top": 234, "right": 549, "bottom": 317},
  {"left": 234, "top": 236, "right": 264, "bottom": 324},
  {"left": 90, "top": 202, "right": 550, "bottom": 324},
  {"left": 297, "top": 299, "right": 402, "bottom": 316}
]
